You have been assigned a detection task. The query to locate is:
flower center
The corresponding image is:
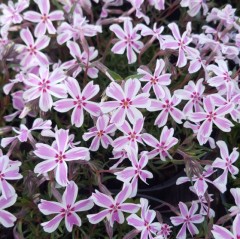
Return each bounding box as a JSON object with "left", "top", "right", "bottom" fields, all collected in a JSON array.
[
  {"left": 74, "top": 96, "right": 86, "bottom": 108},
  {"left": 41, "top": 13, "right": 49, "bottom": 23},
  {"left": 120, "top": 98, "right": 132, "bottom": 108},
  {"left": 0, "top": 171, "right": 5, "bottom": 181},
  {"left": 206, "top": 111, "right": 217, "bottom": 121},
  {"left": 128, "top": 132, "right": 137, "bottom": 141},
  {"left": 151, "top": 77, "right": 158, "bottom": 85},
  {"left": 162, "top": 99, "right": 173, "bottom": 111},
  {"left": 55, "top": 151, "right": 66, "bottom": 163},
  {"left": 97, "top": 130, "right": 105, "bottom": 137},
  {"left": 39, "top": 79, "right": 50, "bottom": 92},
  {"left": 28, "top": 44, "right": 37, "bottom": 54}
]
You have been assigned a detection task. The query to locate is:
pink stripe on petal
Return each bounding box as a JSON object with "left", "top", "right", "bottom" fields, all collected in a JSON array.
[
  {"left": 111, "top": 41, "right": 126, "bottom": 54},
  {"left": 125, "top": 79, "right": 141, "bottom": 99},
  {"left": 56, "top": 129, "right": 69, "bottom": 153},
  {"left": 74, "top": 198, "right": 94, "bottom": 212},
  {"left": 36, "top": 51, "right": 49, "bottom": 65},
  {"left": 199, "top": 120, "right": 212, "bottom": 138},
  {"left": 34, "top": 159, "right": 57, "bottom": 174},
  {"left": 0, "top": 210, "right": 16, "bottom": 228},
  {"left": 34, "top": 143, "right": 57, "bottom": 160},
  {"left": 71, "top": 106, "right": 84, "bottom": 128},
  {"left": 115, "top": 184, "right": 131, "bottom": 204},
  {"left": 83, "top": 102, "right": 101, "bottom": 117},
  {"left": 20, "top": 28, "right": 34, "bottom": 46},
  {"left": 111, "top": 107, "right": 126, "bottom": 126},
  {"left": 65, "top": 212, "right": 81, "bottom": 232},
  {"left": 92, "top": 191, "right": 113, "bottom": 208},
  {"left": 34, "top": 22, "right": 46, "bottom": 37},
  {"left": 41, "top": 214, "right": 63, "bottom": 233},
  {"left": 110, "top": 24, "right": 125, "bottom": 39},
  {"left": 49, "top": 10, "right": 64, "bottom": 21},
  {"left": 82, "top": 81, "right": 100, "bottom": 100},
  {"left": 55, "top": 161, "right": 68, "bottom": 187},
  {"left": 87, "top": 209, "right": 110, "bottom": 224},
  {"left": 90, "top": 136, "right": 100, "bottom": 151},
  {"left": 213, "top": 117, "right": 233, "bottom": 132},
  {"left": 38, "top": 200, "right": 63, "bottom": 215},
  {"left": 62, "top": 181, "right": 78, "bottom": 207},
  {"left": 65, "top": 147, "right": 89, "bottom": 161},
  {"left": 106, "top": 82, "right": 125, "bottom": 101},
  {"left": 211, "top": 225, "right": 233, "bottom": 239},
  {"left": 155, "top": 110, "right": 169, "bottom": 128},
  {"left": 24, "top": 11, "right": 42, "bottom": 22},
  {"left": 54, "top": 99, "right": 75, "bottom": 112}
]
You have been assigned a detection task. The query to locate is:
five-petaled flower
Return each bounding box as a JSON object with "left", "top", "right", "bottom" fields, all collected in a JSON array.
[
  {"left": 24, "top": 0, "right": 64, "bottom": 37},
  {"left": 170, "top": 202, "right": 204, "bottom": 239},
  {"left": 147, "top": 87, "right": 185, "bottom": 128},
  {"left": 34, "top": 129, "right": 90, "bottom": 186},
  {"left": 54, "top": 77, "right": 101, "bottom": 127},
  {"left": 82, "top": 114, "right": 116, "bottom": 151},
  {"left": 142, "top": 126, "right": 178, "bottom": 160},
  {"left": 127, "top": 198, "right": 162, "bottom": 239},
  {"left": 38, "top": 181, "right": 94, "bottom": 233},
  {"left": 101, "top": 78, "right": 150, "bottom": 126},
  {"left": 19, "top": 28, "right": 50, "bottom": 67},
  {"left": 212, "top": 141, "right": 239, "bottom": 193},
  {"left": 114, "top": 148, "right": 153, "bottom": 197},
  {"left": 110, "top": 20, "right": 144, "bottom": 64},
  {"left": 138, "top": 59, "right": 171, "bottom": 99},
  {"left": 188, "top": 96, "right": 234, "bottom": 145},
  {"left": 87, "top": 183, "right": 140, "bottom": 227},
  {"left": 162, "top": 22, "right": 199, "bottom": 68},
  {"left": 23, "top": 67, "right": 67, "bottom": 112}
]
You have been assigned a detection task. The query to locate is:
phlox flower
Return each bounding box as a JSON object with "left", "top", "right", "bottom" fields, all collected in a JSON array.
[
  {"left": 112, "top": 118, "right": 144, "bottom": 152},
  {"left": 212, "top": 214, "right": 240, "bottom": 239},
  {"left": 142, "top": 126, "right": 178, "bottom": 160},
  {"left": 0, "top": 0, "right": 29, "bottom": 26},
  {"left": 188, "top": 96, "right": 234, "bottom": 143},
  {"left": 101, "top": 78, "right": 150, "bottom": 126},
  {"left": 34, "top": 129, "right": 90, "bottom": 186},
  {"left": 0, "top": 154, "right": 22, "bottom": 199},
  {"left": 61, "top": 41, "right": 99, "bottom": 78},
  {"left": 175, "top": 79, "right": 205, "bottom": 115},
  {"left": 137, "top": 59, "right": 171, "bottom": 99},
  {"left": 162, "top": 22, "right": 199, "bottom": 68},
  {"left": 110, "top": 20, "right": 144, "bottom": 64},
  {"left": 1, "top": 118, "right": 52, "bottom": 148},
  {"left": 127, "top": 198, "right": 162, "bottom": 239},
  {"left": 57, "top": 13, "right": 102, "bottom": 45},
  {"left": 3, "top": 91, "right": 37, "bottom": 122},
  {"left": 170, "top": 202, "right": 204, "bottom": 239},
  {"left": 24, "top": 0, "right": 64, "bottom": 37},
  {"left": 207, "top": 60, "right": 235, "bottom": 94},
  {"left": 229, "top": 188, "right": 240, "bottom": 216},
  {"left": 38, "top": 181, "right": 93, "bottom": 233},
  {"left": 87, "top": 183, "right": 140, "bottom": 227},
  {"left": 180, "top": 0, "right": 208, "bottom": 17},
  {"left": 115, "top": 148, "right": 153, "bottom": 197},
  {"left": 82, "top": 115, "right": 116, "bottom": 151},
  {"left": 54, "top": 77, "right": 101, "bottom": 127},
  {"left": 23, "top": 67, "right": 67, "bottom": 112},
  {"left": 147, "top": 87, "right": 185, "bottom": 128},
  {"left": 0, "top": 194, "right": 17, "bottom": 228},
  {"left": 18, "top": 28, "right": 50, "bottom": 67},
  {"left": 212, "top": 141, "right": 239, "bottom": 193},
  {"left": 176, "top": 165, "right": 217, "bottom": 196}
]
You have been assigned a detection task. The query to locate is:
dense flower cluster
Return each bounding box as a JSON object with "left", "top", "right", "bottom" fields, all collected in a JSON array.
[{"left": 0, "top": 0, "right": 240, "bottom": 238}]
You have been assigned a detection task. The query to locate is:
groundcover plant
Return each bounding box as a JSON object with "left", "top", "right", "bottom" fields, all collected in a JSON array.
[{"left": 1, "top": 0, "right": 240, "bottom": 238}]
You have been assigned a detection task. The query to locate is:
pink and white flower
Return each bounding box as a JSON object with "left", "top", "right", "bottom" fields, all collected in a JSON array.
[
  {"left": 1, "top": 118, "right": 52, "bottom": 148},
  {"left": 127, "top": 198, "right": 162, "bottom": 239},
  {"left": 147, "top": 87, "right": 185, "bottom": 128},
  {"left": 101, "top": 78, "right": 150, "bottom": 126},
  {"left": 39, "top": 181, "right": 93, "bottom": 233},
  {"left": 170, "top": 202, "right": 204, "bottom": 239},
  {"left": 142, "top": 126, "right": 178, "bottom": 160},
  {"left": 18, "top": 28, "right": 50, "bottom": 67},
  {"left": 180, "top": 0, "right": 208, "bottom": 17},
  {"left": 212, "top": 214, "right": 240, "bottom": 239},
  {"left": 229, "top": 188, "right": 240, "bottom": 216},
  {"left": 0, "top": 194, "right": 17, "bottom": 228},
  {"left": 175, "top": 79, "right": 205, "bottom": 115},
  {"left": 112, "top": 118, "right": 144, "bottom": 152},
  {"left": 162, "top": 23, "right": 199, "bottom": 67},
  {"left": 34, "top": 129, "right": 90, "bottom": 186},
  {"left": 82, "top": 115, "right": 116, "bottom": 151},
  {"left": 137, "top": 59, "right": 171, "bottom": 99},
  {"left": 188, "top": 96, "right": 234, "bottom": 142},
  {"left": 114, "top": 149, "right": 153, "bottom": 197},
  {"left": 87, "top": 184, "right": 140, "bottom": 227},
  {"left": 110, "top": 20, "right": 144, "bottom": 64},
  {"left": 23, "top": 67, "right": 67, "bottom": 112},
  {"left": 61, "top": 41, "right": 99, "bottom": 78},
  {"left": 0, "top": 154, "right": 22, "bottom": 199},
  {"left": 24, "top": 0, "right": 64, "bottom": 37},
  {"left": 0, "top": 0, "right": 29, "bottom": 26},
  {"left": 54, "top": 77, "right": 101, "bottom": 128},
  {"left": 212, "top": 141, "right": 239, "bottom": 193}
]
